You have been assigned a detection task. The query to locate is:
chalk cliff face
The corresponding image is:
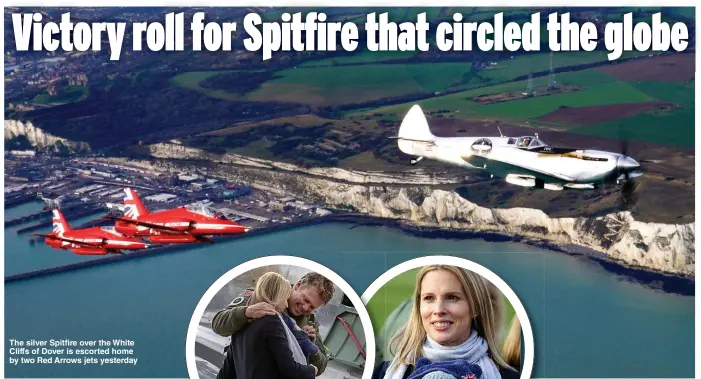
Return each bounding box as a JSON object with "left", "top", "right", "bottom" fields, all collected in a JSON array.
[
  {"left": 148, "top": 142, "right": 465, "bottom": 185},
  {"left": 239, "top": 170, "right": 694, "bottom": 276},
  {"left": 100, "top": 145, "right": 696, "bottom": 276},
  {"left": 4, "top": 120, "right": 90, "bottom": 153}
]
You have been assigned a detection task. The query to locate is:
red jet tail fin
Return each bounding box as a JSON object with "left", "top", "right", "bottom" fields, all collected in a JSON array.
[
  {"left": 123, "top": 188, "right": 149, "bottom": 219},
  {"left": 52, "top": 209, "right": 72, "bottom": 235}
]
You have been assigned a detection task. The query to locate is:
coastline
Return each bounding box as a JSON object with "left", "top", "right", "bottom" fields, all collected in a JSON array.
[
  {"left": 328, "top": 214, "right": 695, "bottom": 297},
  {"left": 5, "top": 212, "right": 694, "bottom": 296}
]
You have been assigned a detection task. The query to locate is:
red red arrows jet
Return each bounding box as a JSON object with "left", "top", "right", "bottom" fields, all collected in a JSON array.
[
  {"left": 109, "top": 188, "right": 248, "bottom": 244},
  {"left": 32, "top": 210, "right": 150, "bottom": 255}
]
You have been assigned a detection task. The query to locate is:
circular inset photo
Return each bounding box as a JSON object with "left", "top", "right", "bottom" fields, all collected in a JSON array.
[
  {"left": 186, "top": 256, "right": 375, "bottom": 379},
  {"left": 362, "top": 256, "right": 534, "bottom": 379}
]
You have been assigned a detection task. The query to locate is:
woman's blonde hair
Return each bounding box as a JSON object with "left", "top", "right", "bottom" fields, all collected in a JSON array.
[
  {"left": 247, "top": 272, "right": 291, "bottom": 308},
  {"left": 389, "top": 265, "right": 512, "bottom": 371},
  {"left": 502, "top": 316, "right": 522, "bottom": 369}
]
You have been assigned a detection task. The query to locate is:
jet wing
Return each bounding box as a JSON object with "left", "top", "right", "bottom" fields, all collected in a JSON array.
[
  {"left": 103, "top": 216, "right": 190, "bottom": 233},
  {"left": 31, "top": 233, "right": 105, "bottom": 248}
]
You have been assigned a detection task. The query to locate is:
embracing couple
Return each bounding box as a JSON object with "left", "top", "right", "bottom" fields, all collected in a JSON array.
[{"left": 212, "top": 271, "right": 335, "bottom": 379}]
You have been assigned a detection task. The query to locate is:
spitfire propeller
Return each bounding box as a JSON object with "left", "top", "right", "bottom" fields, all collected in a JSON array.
[{"left": 615, "top": 139, "right": 662, "bottom": 208}]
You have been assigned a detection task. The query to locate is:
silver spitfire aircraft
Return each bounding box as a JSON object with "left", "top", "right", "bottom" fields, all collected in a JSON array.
[{"left": 395, "top": 104, "right": 643, "bottom": 191}]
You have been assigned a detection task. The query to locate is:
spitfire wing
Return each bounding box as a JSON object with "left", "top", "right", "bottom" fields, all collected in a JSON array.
[
  {"left": 103, "top": 215, "right": 189, "bottom": 233},
  {"left": 502, "top": 163, "right": 575, "bottom": 183},
  {"left": 388, "top": 136, "right": 437, "bottom": 145},
  {"left": 465, "top": 155, "right": 575, "bottom": 183}
]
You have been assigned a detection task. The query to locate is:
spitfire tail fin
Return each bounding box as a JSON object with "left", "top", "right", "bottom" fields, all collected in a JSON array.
[
  {"left": 398, "top": 104, "right": 435, "bottom": 142},
  {"left": 123, "top": 188, "right": 149, "bottom": 219},
  {"left": 52, "top": 209, "right": 71, "bottom": 235}
]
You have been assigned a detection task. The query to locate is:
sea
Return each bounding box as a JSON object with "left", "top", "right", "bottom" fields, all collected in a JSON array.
[{"left": 4, "top": 201, "right": 695, "bottom": 378}]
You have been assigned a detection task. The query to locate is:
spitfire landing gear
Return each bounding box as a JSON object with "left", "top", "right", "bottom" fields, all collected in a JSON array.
[
  {"left": 534, "top": 178, "right": 545, "bottom": 189},
  {"left": 410, "top": 156, "right": 424, "bottom": 165}
]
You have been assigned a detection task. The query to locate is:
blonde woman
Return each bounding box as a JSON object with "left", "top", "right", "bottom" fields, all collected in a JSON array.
[
  {"left": 217, "top": 272, "right": 318, "bottom": 379},
  {"left": 372, "top": 265, "right": 520, "bottom": 379}
]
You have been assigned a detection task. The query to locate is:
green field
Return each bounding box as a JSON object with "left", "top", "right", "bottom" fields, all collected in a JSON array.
[
  {"left": 631, "top": 81, "right": 695, "bottom": 106},
  {"left": 524, "top": 79, "right": 694, "bottom": 146},
  {"left": 171, "top": 48, "right": 656, "bottom": 109},
  {"left": 354, "top": 68, "right": 629, "bottom": 119},
  {"left": 475, "top": 81, "right": 652, "bottom": 119},
  {"left": 247, "top": 62, "right": 475, "bottom": 106},
  {"left": 304, "top": 47, "right": 643, "bottom": 89},
  {"left": 481, "top": 51, "right": 608, "bottom": 83},
  {"left": 552, "top": 69, "right": 618, "bottom": 87},
  {"left": 480, "top": 50, "right": 651, "bottom": 84},
  {"left": 31, "top": 86, "right": 87, "bottom": 104},
  {"left": 169, "top": 71, "right": 242, "bottom": 101},
  {"left": 169, "top": 71, "right": 224, "bottom": 90},
  {"left": 168, "top": 35, "right": 692, "bottom": 148},
  {"left": 353, "top": 79, "right": 533, "bottom": 119},
  {"left": 348, "top": 60, "right": 694, "bottom": 147},
  {"left": 299, "top": 50, "right": 418, "bottom": 67},
  {"left": 570, "top": 107, "right": 694, "bottom": 146},
  {"left": 173, "top": 63, "right": 482, "bottom": 107}
]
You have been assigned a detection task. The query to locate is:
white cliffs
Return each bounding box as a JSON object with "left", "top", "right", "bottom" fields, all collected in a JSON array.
[
  {"left": 212, "top": 162, "right": 694, "bottom": 276},
  {"left": 105, "top": 145, "right": 696, "bottom": 276},
  {"left": 606, "top": 215, "right": 694, "bottom": 274},
  {"left": 305, "top": 183, "right": 695, "bottom": 276},
  {"left": 4, "top": 120, "right": 90, "bottom": 153},
  {"left": 147, "top": 142, "right": 464, "bottom": 185}
]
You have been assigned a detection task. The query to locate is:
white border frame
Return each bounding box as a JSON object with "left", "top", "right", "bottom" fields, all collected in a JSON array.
[
  {"left": 361, "top": 255, "right": 535, "bottom": 379},
  {"left": 185, "top": 255, "right": 377, "bottom": 379},
  {"left": 1, "top": 7, "right": 696, "bottom": 379}
]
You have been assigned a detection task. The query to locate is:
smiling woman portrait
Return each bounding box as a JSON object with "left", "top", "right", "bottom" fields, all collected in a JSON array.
[{"left": 371, "top": 265, "right": 522, "bottom": 379}]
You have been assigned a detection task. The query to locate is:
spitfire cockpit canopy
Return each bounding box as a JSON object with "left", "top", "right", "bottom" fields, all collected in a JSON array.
[{"left": 509, "top": 136, "right": 547, "bottom": 148}]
